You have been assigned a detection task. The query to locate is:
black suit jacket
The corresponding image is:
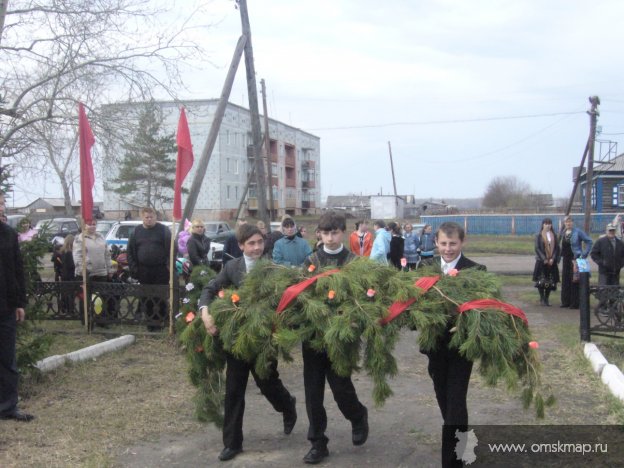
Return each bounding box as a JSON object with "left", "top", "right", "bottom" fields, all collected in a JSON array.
[
  {"left": 199, "top": 256, "right": 247, "bottom": 308},
  {"left": 433, "top": 254, "right": 486, "bottom": 273}
]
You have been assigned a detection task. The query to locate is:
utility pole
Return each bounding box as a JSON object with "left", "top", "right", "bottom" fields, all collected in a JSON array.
[
  {"left": 388, "top": 141, "right": 398, "bottom": 210},
  {"left": 181, "top": 35, "right": 247, "bottom": 230},
  {"left": 261, "top": 78, "right": 275, "bottom": 221},
  {"left": 238, "top": 0, "right": 269, "bottom": 227},
  {"left": 583, "top": 96, "right": 600, "bottom": 233}
]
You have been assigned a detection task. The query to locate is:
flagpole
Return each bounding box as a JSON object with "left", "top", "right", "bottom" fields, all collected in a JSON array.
[
  {"left": 81, "top": 221, "right": 89, "bottom": 332},
  {"left": 168, "top": 220, "right": 177, "bottom": 336}
]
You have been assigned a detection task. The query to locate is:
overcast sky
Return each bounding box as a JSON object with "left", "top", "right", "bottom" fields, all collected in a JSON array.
[
  {"left": 12, "top": 0, "right": 624, "bottom": 206},
  {"left": 174, "top": 0, "right": 624, "bottom": 202}
]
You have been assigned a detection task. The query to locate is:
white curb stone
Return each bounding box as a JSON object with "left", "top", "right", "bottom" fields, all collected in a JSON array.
[
  {"left": 583, "top": 343, "right": 599, "bottom": 358},
  {"left": 585, "top": 347, "right": 609, "bottom": 374},
  {"left": 601, "top": 364, "right": 624, "bottom": 401},
  {"left": 35, "top": 335, "right": 136, "bottom": 373}
]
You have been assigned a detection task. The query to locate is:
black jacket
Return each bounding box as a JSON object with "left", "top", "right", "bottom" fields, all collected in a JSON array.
[
  {"left": 127, "top": 223, "right": 172, "bottom": 273},
  {"left": 534, "top": 232, "right": 560, "bottom": 263},
  {"left": 187, "top": 233, "right": 211, "bottom": 266},
  {"left": 0, "top": 223, "right": 26, "bottom": 315},
  {"left": 199, "top": 256, "right": 247, "bottom": 308},
  {"left": 590, "top": 235, "right": 624, "bottom": 274}
]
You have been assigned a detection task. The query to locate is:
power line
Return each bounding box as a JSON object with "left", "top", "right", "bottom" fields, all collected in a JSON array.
[{"left": 308, "top": 110, "right": 584, "bottom": 131}]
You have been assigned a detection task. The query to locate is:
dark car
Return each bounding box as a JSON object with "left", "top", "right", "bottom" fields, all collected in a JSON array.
[{"left": 34, "top": 218, "right": 80, "bottom": 249}]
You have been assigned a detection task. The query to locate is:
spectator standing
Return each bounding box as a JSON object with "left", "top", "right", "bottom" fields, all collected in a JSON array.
[
  {"left": 348, "top": 220, "right": 373, "bottom": 257},
  {"left": 264, "top": 220, "right": 284, "bottom": 257},
  {"left": 418, "top": 224, "right": 436, "bottom": 266},
  {"left": 591, "top": 223, "right": 624, "bottom": 286},
  {"left": 199, "top": 225, "right": 297, "bottom": 462},
  {"left": 127, "top": 207, "right": 173, "bottom": 331},
  {"left": 74, "top": 221, "right": 114, "bottom": 323},
  {"left": 301, "top": 212, "right": 368, "bottom": 464},
  {"left": 187, "top": 218, "right": 211, "bottom": 267},
  {"left": 223, "top": 219, "right": 246, "bottom": 265},
  {"left": 17, "top": 219, "right": 36, "bottom": 243},
  {"left": 388, "top": 222, "right": 405, "bottom": 270},
  {"left": 272, "top": 215, "right": 312, "bottom": 266},
  {"left": 559, "top": 216, "right": 592, "bottom": 309},
  {"left": 51, "top": 243, "right": 63, "bottom": 282},
  {"left": 423, "top": 222, "right": 485, "bottom": 467},
  {"left": 58, "top": 235, "right": 76, "bottom": 316},
  {"left": 532, "top": 218, "right": 560, "bottom": 306},
  {"left": 402, "top": 223, "right": 420, "bottom": 270},
  {"left": 0, "top": 192, "right": 34, "bottom": 422},
  {"left": 370, "top": 220, "right": 391, "bottom": 265}
]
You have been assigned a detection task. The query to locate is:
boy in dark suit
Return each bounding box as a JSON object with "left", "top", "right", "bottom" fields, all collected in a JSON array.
[
  {"left": 424, "top": 222, "right": 485, "bottom": 467},
  {"left": 199, "top": 224, "right": 297, "bottom": 462},
  {"left": 301, "top": 211, "right": 369, "bottom": 464}
]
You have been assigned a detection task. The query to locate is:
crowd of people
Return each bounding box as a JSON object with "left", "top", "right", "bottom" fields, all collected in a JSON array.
[{"left": 5, "top": 196, "right": 624, "bottom": 467}]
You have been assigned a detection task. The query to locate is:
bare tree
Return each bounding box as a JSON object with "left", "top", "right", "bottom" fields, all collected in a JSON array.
[
  {"left": 1, "top": 0, "right": 212, "bottom": 206},
  {"left": 482, "top": 175, "right": 533, "bottom": 209}
]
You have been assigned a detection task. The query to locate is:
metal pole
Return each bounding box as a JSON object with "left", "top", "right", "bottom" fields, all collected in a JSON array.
[
  {"left": 168, "top": 222, "right": 177, "bottom": 336},
  {"left": 579, "top": 272, "right": 591, "bottom": 341}
]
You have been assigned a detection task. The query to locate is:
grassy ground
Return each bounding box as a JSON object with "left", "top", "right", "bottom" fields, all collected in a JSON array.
[{"left": 463, "top": 235, "right": 534, "bottom": 255}]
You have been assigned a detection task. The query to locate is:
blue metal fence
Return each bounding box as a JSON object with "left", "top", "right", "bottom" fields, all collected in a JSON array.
[{"left": 420, "top": 214, "right": 616, "bottom": 235}]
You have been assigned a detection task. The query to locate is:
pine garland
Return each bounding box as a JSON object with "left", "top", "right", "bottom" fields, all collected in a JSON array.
[{"left": 177, "top": 259, "right": 554, "bottom": 427}]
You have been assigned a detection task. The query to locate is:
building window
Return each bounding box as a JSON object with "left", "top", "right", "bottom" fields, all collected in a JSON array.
[
  {"left": 614, "top": 183, "right": 624, "bottom": 206},
  {"left": 234, "top": 160, "right": 239, "bottom": 175},
  {"left": 226, "top": 185, "right": 231, "bottom": 200},
  {"left": 235, "top": 186, "right": 239, "bottom": 200},
  {"left": 226, "top": 158, "right": 230, "bottom": 173}
]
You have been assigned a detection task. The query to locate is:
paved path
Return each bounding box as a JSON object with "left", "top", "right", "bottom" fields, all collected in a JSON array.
[{"left": 472, "top": 255, "right": 598, "bottom": 275}]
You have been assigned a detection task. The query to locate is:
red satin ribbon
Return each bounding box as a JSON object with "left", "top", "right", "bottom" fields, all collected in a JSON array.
[
  {"left": 380, "top": 275, "right": 440, "bottom": 325},
  {"left": 276, "top": 268, "right": 340, "bottom": 314},
  {"left": 457, "top": 298, "right": 528, "bottom": 325}
]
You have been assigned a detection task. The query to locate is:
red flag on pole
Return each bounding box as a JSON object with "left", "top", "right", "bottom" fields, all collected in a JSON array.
[
  {"left": 173, "top": 107, "right": 194, "bottom": 220},
  {"left": 78, "top": 103, "right": 95, "bottom": 224}
]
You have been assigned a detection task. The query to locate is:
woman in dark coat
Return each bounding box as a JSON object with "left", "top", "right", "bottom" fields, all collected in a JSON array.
[
  {"left": 186, "top": 219, "right": 211, "bottom": 267},
  {"left": 532, "top": 218, "right": 560, "bottom": 306},
  {"left": 388, "top": 222, "right": 405, "bottom": 270},
  {"left": 559, "top": 216, "right": 593, "bottom": 309}
]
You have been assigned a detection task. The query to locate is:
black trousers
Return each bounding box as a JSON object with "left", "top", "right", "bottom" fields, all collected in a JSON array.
[
  {"left": 598, "top": 271, "right": 620, "bottom": 286},
  {"left": 426, "top": 344, "right": 473, "bottom": 468},
  {"left": 137, "top": 265, "right": 169, "bottom": 323},
  {"left": 0, "top": 312, "right": 18, "bottom": 415},
  {"left": 302, "top": 344, "right": 367, "bottom": 446},
  {"left": 223, "top": 353, "right": 292, "bottom": 450}
]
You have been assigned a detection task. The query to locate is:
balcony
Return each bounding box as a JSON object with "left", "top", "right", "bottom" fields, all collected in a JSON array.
[
  {"left": 302, "top": 180, "right": 316, "bottom": 189},
  {"left": 247, "top": 197, "right": 257, "bottom": 209},
  {"left": 302, "top": 160, "right": 315, "bottom": 169},
  {"left": 302, "top": 200, "right": 315, "bottom": 209},
  {"left": 285, "top": 198, "right": 297, "bottom": 209},
  {"left": 285, "top": 178, "right": 297, "bottom": 188},
  {"left": 285, "top": 154, "right": 296, "bottom": 167}
]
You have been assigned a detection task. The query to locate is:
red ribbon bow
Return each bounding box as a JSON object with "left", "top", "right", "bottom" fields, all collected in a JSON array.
[
  {"left": 380, "top": 275, "right": 440, "bottom": 325},
  {"left": 276, "top": 269, "right": 340, "bottom": 314},
  {"left": 457, "top": 299, "right": 528, "bottom": 325}
]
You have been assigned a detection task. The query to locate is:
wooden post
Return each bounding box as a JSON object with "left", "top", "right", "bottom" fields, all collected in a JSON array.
[
  {"left": 238, "top": 0, "right": 269, "bottom": 228},
  {"left": 261, "top": 79, "right": 276, "bottom": 221},
  {"left": 168, "top": 222, "right": 177, "bottom": 335},
  {"left": 0, "top": 0, "right": 8, "bottom": 46},
  {"left": 180, "top": 35, "right": 248, "bottom": 229},
  {"left": 80, "top": 222, "right": 89, "bottom": 332},
  {"left": 583, "top": 96, "right": 600, "bottom": 233}
]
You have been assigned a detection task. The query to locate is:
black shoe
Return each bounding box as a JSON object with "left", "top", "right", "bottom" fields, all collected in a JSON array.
[
  {"left": 303, "top": 445, "right": 329, "bottom": 464},
  {"left": 352, "top": 407, "right": 369, "bottom": 446},
  {"left": 283, "top": 396, "right": 297, "bottom": 435},
  {"left": 218, "top": 447, "right": 242, "bottom": 461},
  {"left": 0, "top": 409, "right": 35, "bottom": 422},
  {"left": 560, "top": 304, "right": 569, "bottom": 308}
]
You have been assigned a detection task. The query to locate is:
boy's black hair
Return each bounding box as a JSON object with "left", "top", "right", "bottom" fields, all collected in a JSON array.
[
  {"left": 318, "top": 211, "right": 346, "bottom": 232},
  {"left": 373, "top": 219, "right": 386, "bottom": 229},
  {"left": 236, "top": 224, "right": 263, "bottom": 245},
  {"left": 435, "top": 221, "right": 465, "bottom": 241}
]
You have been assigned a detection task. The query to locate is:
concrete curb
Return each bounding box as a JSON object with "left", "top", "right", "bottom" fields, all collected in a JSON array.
[
  {"left": 36, "top": 335, "right": 136, "bottom": 373},
  {"left": 583, "top": 342, "right": 624, "bottom": 402}
]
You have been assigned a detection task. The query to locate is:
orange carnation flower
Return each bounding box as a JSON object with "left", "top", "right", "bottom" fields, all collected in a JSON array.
[
  {"left": 308, "top": 264, "right": 316, "bottom": 273},
  {"left": 327, "top": 290, "right": 336, "bottom": 300},
  {"left": 528, "top": 341, "right": 539, "bottom": 349},
  {"left": 448, "top": 268, "right": 459, "bottom": 277},
  {"left": 218, "top": 290, "right": 225, "bottom": 299},
  {"left": 185, "top": 311, "right": 196, "bottom": 323},
  {"left": 231, "top": 293, "right": 240, "bottom": 304}
]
